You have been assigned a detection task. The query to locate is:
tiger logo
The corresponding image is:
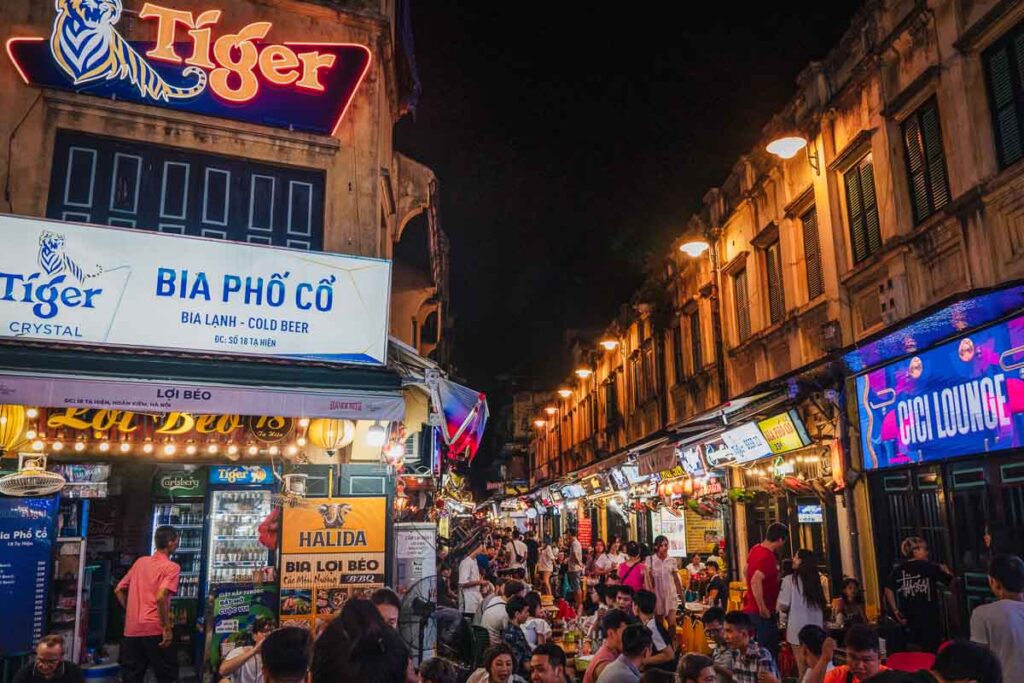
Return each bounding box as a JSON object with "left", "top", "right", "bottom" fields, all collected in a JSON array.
[
  {"left": 38, "top": 231, "right": 98, "bottom": 283},
  {"left": 50, "top": 0, "right": 207, "bottom": 102}
]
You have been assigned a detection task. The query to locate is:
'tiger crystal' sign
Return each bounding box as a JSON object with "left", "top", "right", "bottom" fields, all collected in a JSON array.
[{"left": 5, "top": 0, "right": 371, "bottom": 135}]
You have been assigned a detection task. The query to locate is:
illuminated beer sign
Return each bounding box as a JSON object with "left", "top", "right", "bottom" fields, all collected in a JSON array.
[{"left": 5, "top": 1, "right": 371, "bottom": 135}]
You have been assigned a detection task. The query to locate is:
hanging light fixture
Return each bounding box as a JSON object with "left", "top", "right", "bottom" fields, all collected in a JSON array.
[
  {"left": 307, "top": 419, "right": 356, "bottom": 454},
  {"left": 365, "top": 422, "right": 387, "bottom": 448}
]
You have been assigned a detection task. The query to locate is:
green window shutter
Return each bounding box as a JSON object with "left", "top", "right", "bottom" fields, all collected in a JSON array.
[
  {"left": 689, "top": 312, "right": 702, "bottom": 373},
  {"left": 860, "top": 161, "right": 882, "bottom": 256},
  {"left": 801, "top": 206, "right": 824, "bottom": 300},
  {"left": 845, "top": 165, "right": 868, "bottom": 263},
  {"left": 766, "top": 240, "right": 784, "bottom": 324},
  {"left": 734, "top": 269, "right": 750, "bottom": 341},
  {"left": 920, "top": 102, "right": 950, "bottom": 211},
  {"left": 902, "top": 114, "right": 931, "bottom": 223},
  {"left": 985, "top": 37, "right": 1024, "bottom": 167}
]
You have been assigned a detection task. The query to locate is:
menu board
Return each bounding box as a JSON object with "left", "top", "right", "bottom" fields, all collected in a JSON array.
[
  {"left": 0, "top": 495, "right": 58, "bottom": 656},
  {"left": 279, "top": 497, "right": 387, "bottom": 632}
]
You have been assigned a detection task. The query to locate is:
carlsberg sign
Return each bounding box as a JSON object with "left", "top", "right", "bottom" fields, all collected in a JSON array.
[{"left": 0, "top": 215, "right": 390, "bottom": 364}]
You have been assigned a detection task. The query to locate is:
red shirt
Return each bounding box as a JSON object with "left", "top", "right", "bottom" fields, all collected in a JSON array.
[
  {"left": 743, "top": 544, "right": 780, "bottom": 614},
  {"left": 117, "top": 552, "right": 180, "bottom": 637}
]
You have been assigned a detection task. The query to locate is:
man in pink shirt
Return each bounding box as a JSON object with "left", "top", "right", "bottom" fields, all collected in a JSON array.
[
  {"left": 742, "top": 522, "right": 787, "bottom": 659},
  {"left": 115, "top": 526, "right": 181, "bottom": 683}
]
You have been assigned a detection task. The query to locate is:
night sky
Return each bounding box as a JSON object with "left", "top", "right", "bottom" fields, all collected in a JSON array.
[{"left": 395, "top": 1, "right": 863, "bottom": 410}]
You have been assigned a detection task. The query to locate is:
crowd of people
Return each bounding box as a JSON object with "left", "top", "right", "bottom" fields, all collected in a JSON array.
[{"left": 11, "top": 521, "right": 1020, "bottom": 683}]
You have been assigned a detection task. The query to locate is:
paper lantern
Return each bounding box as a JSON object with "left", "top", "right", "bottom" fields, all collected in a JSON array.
[
  {"left": 0, "top": 405, "right": 26, "bottom": 453},
  {"left": 306, "top": 419, "right": 355, "bottom": 453}
]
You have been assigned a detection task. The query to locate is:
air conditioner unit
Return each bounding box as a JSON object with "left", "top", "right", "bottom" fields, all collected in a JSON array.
[{"left": 404, "top": 432, "right": 422, "bottom": 466}]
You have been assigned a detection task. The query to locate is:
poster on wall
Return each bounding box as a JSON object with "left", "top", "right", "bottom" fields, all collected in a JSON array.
[
  {"left": 280, "top": 497, "right": 387, "bottom": 631},
  {"left": 0, "top": 215, "right": 391, "bottom": 365},
  {"left": 206, "top": 583, "right": 278, "bottom": 672},
  {"left": 856, "top": 314, "right": 1024, "bottom": 470},
  {"left": 683, "top": 509, "right": 723, "bottom": 558},
  {"left": 650, "top": 508, "right": 687, "bottom": 558},
  {"left": 0, "top": 495, "right": 58, "bottom": 656}
]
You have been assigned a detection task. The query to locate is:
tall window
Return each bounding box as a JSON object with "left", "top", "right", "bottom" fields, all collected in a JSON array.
[
  {"left": 765, "top": 239, "right": 785, "bottom": 325},
  {"left": 604, "top": 377, "right": 618, "bottom": 424},
  {"left": 733, "top": 268, "right": 751, "bottom": 343},
  {"left": 630, "top": 354, "right": 642, "bottom": 409},
  {"left": 48, "top": 130, "right": 325, "bottom": 249},
  {"left": 642, "top": 341, "right": 656, "bottom": 401},
  {"left": 671, "top": 324, "right": 684, "bottom": 385},
  {"left": 689, "top": 311, "right": 702, "bottom": 373},
  {"left": 801, "top": 207, "right": 824, "bottom": 300},
  {"left": 901, "top": 98, "right": 950, "bottom": 224},
  {"left": 984, "top": 23, "right": 1024, "bottom": 168},
  {"left": 844, "top": 155, "right": 882, "bottom": 264}
]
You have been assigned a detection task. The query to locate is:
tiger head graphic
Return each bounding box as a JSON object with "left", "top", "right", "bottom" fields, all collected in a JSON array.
[
  {"left": 50, "top": 0, "right": 206, "bottom": 101},
  {"left": 38, "top": 230, "right": 95, "bottom": 283}
]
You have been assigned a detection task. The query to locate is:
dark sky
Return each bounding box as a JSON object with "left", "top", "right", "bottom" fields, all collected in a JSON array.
[{"left": 395, "top": 1, "right": 862, "bottom": 404}]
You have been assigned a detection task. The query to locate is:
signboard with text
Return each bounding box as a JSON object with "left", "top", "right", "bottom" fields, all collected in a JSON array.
[
  {"left": 0, "top": 215, "right": 390, "bottom": 364},
  {"left": 154, "top": 468, "right": 207, "bottom": 497},
  {"left": 0, "top": 495, "right": 58, "bottom": 656},
  {"left": 6, "top": 2, "right": 370, "bottom": 135},
  {"left": 857, "top": 314, "right": 1024, "bottom": 470},
  {"left": 757, "top": 410, "right": 812, "bottom": 455},
  {"left": 207, "top": 583, "right": 278, "bottom": 671},
  {"left": 280, "top": 497, "right": 386, "bottom": 631},
  {"left": 721, "top": 423, "right": 773, "bottom": 464}
]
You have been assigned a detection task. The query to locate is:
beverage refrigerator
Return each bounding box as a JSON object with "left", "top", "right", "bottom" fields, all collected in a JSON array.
[
  {"left": 204, "top": 465, "right": 276, "bottom": 592},
  {"left": 150, "top": 467, "right": 207, "bottom": 664}
]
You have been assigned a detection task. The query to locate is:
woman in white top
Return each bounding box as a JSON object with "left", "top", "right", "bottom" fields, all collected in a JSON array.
[
  {"left": 521, "top": 592, "right": 551, "bottom": 648},
  {"left": 607, "top": 538, "right": 628, "bottom": 568},
  {"left": 537, "top": 539, "right": 556, "bottom": 596},
  {"left": 645, "top": 535, "right": 685, "bottom": 629},
  {"left": 685, "top": 553, "right": 704, "bottom": 578},
  {"left": 777, "top": 548, "right": 827, "bottom": 680},
  {"left": 587, "top": 538, "right": 614, "bottom": 584}
]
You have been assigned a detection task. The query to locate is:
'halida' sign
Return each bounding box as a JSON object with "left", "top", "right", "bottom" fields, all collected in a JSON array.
[{"left": 0, "top": 214, "right": 391, "bottom": 365}]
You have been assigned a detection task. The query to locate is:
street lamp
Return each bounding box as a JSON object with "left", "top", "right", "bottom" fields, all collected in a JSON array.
[
  {"left": 533, "top": 419, "right": 547, "bottom": 428},
  {"left": 766, "top": 134, "right": 819, "bottom": 173},
  {"left": 679, "top": 233, "right": 729, "bottom": 402},
  {"left": 575, "top": 367, "right": 593, "bottom": 379},
  {"left": 679, "top": 240, "right": 710, "bottom": 258},
  {"left": 544, "top": 406, "right": 557, "bottom": 416},
  {"left": 598, "top": 339, "right": 619, "bottom": 352},
  {"left": 557, "top": 388, "right": 573, "bottom": 399}
]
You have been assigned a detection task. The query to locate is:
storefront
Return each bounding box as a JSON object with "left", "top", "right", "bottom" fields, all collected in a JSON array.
[
  {"left": 0, "top": 214, "right": 404, "bottom": 669},
  {"left": 848, "top": 283, "right": 1024, "bottom": 634}
]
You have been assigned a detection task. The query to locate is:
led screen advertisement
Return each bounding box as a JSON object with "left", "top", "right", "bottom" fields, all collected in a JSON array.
[{"left": 856, "top": 313, "right": 1024, "bottom": 470}]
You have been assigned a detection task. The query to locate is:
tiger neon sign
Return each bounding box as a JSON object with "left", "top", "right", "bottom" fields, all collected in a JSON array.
[{"left": 5, "top": 0, "right": 372, "bottom": 136}]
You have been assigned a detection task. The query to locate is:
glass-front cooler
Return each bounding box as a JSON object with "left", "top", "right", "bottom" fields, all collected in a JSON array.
[{"left": 205, "top": 466, "right": 275, "bottom": 589}]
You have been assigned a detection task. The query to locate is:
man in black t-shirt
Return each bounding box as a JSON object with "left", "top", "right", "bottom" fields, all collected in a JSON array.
[
  {"left": 704, "top": 560, "right": 728, "bottom": 610},
  {"left": 525, "top": 530, "right": 540, "bottom": 583},
  {"left": 12, "top": 636, "right": 84, "bottom": 683},
  {"left": 884, "top": 538, "right": 954, "bottom": 652}
]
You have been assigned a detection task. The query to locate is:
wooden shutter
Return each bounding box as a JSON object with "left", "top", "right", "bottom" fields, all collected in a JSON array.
[
  {"left": 689, "top": 312, "right": 702, "bottom": 373},
  {"left": 801, "top": 206, "right": 824, "bottom": 300},
  {"left": 734, "top": 269, "right": 750, "bottom": 342},
  {"left": 766, "top": 240, "right": 785, "bottom": 324},
  {"left": 902, "top": 99, "right": 950, "bottom": 223},
  {"left": 845, "top": 157, "right": 881, "bottom": 264},
  {"left": 984, "top": 30, "right": 1024, "bottom": 168},
  {"left": 671, "top": 324, "right": 684, "bottom": 384}
]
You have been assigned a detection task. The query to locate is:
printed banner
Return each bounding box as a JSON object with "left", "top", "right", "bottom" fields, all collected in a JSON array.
[
  {"left": 206, "top": 583, "right": 278, "bottom": 672},
  {"left": 0, "top": 495, "right": 58, "bottom": 656},
  {"left": 857, "top": 314, "right": 1024, "bottom": 470},
  {"left": 279, "top": 497, "right": 387, "bottom": 632},
  {"left": 0, "top": 215, "right": 390, "bottom": 364},
  {"left": 650, "top": 509, "right": 687, "bottom": 558},
  {"left": 0, "top": 373, "right": 404, "bottom": 421},
  {"left": 209, "top": 465, "right": 273, "bottom": 486},
  {"left": 757, "top": 410, "right": 811, "bottom": 455},
  {"left": 6, "top": 2, "right": 370, "bottom": 135}
]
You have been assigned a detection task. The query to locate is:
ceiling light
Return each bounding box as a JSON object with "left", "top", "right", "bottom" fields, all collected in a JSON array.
[
  {"left": 298, "top": 418, "right": 310, "bottom": 428},
  {"left": 269, "top": 446, "right": 279, "bottom": 455},
  {"left": 26, "top": 430, "right": 36, "bottom": 440},
  {"left": 186, "top": 444, "right": 197, "bottom": 455},
  {"left": 163, "top": 444, "right": 176, "bottom": 455},
  {"left": 248, "top": 445, "right": 259, "bottom": 455},
  {"left": 208, "top": 444, "right": 218, "bottom": 454},
  {"left": 297, "top": 437, "right": 307, "bottom": 447},
  {"left": 26, "top": 408, "right": 38, "bottom": 419},
  {"left": 366, "top": 423, "right": 387, "bottom": 447},
  {"left": 143, "top": 443, "right": 154, "bottom": 454},
  {"left": 32, "top": 440, "right": 44, "bottom": 451},
  {"left": 74, "top": 442, "right": 85, "bottom": 452},
  {"left": 51, "top": 441, "right": 63, "bottom": 451},
  {"left": 120, "top": 442, "right": 130, "bottom": 453}
]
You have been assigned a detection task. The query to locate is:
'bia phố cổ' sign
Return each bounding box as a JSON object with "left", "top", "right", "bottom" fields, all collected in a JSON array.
[
  {"left": 0, "top": 215, "right": 390, "bottom": 364},
  {"left": 5, "top": 1, "right": 371, "bottom": 135}
]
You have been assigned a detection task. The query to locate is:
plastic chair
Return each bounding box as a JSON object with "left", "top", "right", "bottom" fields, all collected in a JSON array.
[
  {"left": 691, "top": 620, "right": 711, "bottom": 655},
  {"left": 885, "top": 652, "right": 936, "bottom": 672},
  {"left": 679, "top": 617, "right": 693, "bottom": 651}
]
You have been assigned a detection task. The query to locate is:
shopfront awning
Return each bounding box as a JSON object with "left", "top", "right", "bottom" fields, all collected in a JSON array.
[{"left": 0, "top": 344, "right": 404, "bottom": 420}]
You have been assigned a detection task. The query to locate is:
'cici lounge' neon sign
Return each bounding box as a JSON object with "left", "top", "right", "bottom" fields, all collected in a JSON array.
[{"left": 5, "top": 1, "right": 371, "bottom": 136}]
